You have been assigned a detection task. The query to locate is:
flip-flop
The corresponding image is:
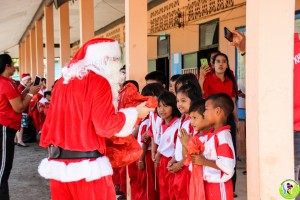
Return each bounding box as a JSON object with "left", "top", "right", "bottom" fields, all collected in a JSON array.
[{"left": 16, "top": 143, "right": 29, "bottom": 147}]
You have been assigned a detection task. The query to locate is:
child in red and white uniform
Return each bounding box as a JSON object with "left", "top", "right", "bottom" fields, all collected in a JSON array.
[
  {"left": 192, "top": 93, "right": 236, "bottom": 200},
  {"left": 179, "top": 99, "right": 210, "bottom": 200},
  {"left": 168, "top": 84, "right": 202, "bottom": 200},
  {"left": 38, "top": 38, "right": 154, "bottom": 200},
  {"left": 16, "top": 73, "right": 32, "bottom": 147},
  {"left": 38, "top": 91, "right": 51, "bottom": 130},
  {"left": 154, "top": 91, "right": 181, "bottom": 200}
]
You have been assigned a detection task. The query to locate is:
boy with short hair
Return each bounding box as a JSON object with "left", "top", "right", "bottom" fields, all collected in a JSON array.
[
  {"left": 169, "top": 74, "right": 181, "bottom": 95},
  {"left": 192, "top": 93, "right": 235, "bottom": 200},
  {"left": 145, "top": 71, "right": 167, "bottom": 88}
]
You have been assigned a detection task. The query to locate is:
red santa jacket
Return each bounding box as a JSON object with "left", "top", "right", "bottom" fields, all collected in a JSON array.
[{"left": 40, "top": 72, "right": 137, "bottom": 154}]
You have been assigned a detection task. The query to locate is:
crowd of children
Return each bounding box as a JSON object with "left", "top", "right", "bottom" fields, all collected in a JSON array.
[
  {"left": 114, "top": 50, "right": 239, "bottom": 200},
  {"left": 14, "top": 73, "right": 52, "bottom": 146}
]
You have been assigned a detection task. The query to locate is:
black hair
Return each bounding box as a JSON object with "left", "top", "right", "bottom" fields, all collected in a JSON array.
[
  {"left": 170, "top": 74, "right": 181, "bottom": 82},
  {"left": 175, "top": 73, "right": 202, "bottom": 98},
  {"left": 44, "top": 91, "right": 52, "bottom": 98},
  {"left": 141, "top": 83, "right": 165, "bottom": 97},
  {"left": 176, "top": 83, "right": 202, "bottom": 104},
  {"left": 41, "top": 78, "right": 46, "bottom": 84},
  {"left": 208, "top": 50, "right": 221, "bottom": 61},
  {"left": 120, "top": 65, "right": 126, "bottom": 72},
  {"left": 189, "top": 99, "right": 206, "bottom": 117},
  {"left": 212, "top": 53, "right": 238, "bottom": 95},
  {"left": 206, "top": 93, "right": 234, "bottom": 119},
  {"left": 145, "top": 71, "right": 166, "bottom": 85},
  {"left": 158, "top": 91, "right": 181, "bottom": 118},
  {"left": 123, "top": 80, "right": 139, "bottom": 92},
  {"left": 0, "top": 54, "right": 12, "bottom": 74}
]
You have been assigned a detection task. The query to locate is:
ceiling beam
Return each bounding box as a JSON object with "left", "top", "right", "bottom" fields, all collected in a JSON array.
[{"left": 18, "top": 0, "right": 53, "bottom": 44}]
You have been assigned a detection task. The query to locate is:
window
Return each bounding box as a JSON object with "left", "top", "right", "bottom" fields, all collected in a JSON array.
[
  {"left": 157, "top": 35, "right": 170, "bottom": 58},
  {"left": 148, "top": 60, "right": 156, "bottom": 72},
  {"left": 199, "top": 19, "right": 219, "bottom": 50},
  {"left": 182, "top": 52, "right": 197, "bottom": 69}
]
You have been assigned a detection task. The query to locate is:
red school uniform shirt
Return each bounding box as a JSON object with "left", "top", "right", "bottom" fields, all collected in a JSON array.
[
  {"left": 199, "top": 125, "right": 235, "bottom": 182},
  {"left": 203, "top": 73, "right": 236, "bottom": 99},
  {"left": 0, "top": 76, "right": 22, "bottom": 130},
  {"left": 294, "top": 33, "right": 300, "bottom": 131}
]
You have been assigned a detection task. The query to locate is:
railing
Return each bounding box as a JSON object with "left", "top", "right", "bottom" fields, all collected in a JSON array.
[{"left": 182, "top": 67, "right": 198, "bottom": 75}]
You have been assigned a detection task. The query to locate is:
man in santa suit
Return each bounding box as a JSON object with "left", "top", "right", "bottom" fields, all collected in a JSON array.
[{"left": 38, "top": 38, "right": 153, "bottom": 200}]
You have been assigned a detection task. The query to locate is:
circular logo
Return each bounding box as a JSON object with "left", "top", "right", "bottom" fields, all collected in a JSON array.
[{"left": 279, "top": 179, "right": 300, "bottom": 199}]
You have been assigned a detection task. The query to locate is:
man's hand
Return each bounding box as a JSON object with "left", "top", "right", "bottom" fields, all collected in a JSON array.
[
  {"left": 136, "top": 102, "right": 155, "bottom": 119},
  {"left": 230, "top": 30, "right": 246, "bottom": 52}
]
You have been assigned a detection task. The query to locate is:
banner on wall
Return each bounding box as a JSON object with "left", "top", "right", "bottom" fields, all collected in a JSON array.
[{"left": 172, "top": 53, "right": 182, "bottom": 75}]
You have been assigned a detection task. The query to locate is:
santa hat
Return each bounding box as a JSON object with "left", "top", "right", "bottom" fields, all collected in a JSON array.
[
  {"left": 62, "top": 38, "right": 122, "bottom": 109},
  {"left": 21, "top": 73, "right": 31, "bottom": 81}
]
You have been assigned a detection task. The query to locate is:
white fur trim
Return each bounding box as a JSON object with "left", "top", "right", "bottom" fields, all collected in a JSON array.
[
  {"left": 38, "top": 156, "right": 113, "bottom": 182},
  {"left": 85, "top": 41, "right": 121, "bottom": 63},
  {"left": 115, "top": 108, "right": 138, "bottom": 137},
  {"left": 61, "top": 41, "right": 122, "bottom": 109},
  {"left": 61, "top": 59, "right": 122, "bottom": 109},
  {"left": 22, "top": 75, "right": 31, "bottom": 81}
]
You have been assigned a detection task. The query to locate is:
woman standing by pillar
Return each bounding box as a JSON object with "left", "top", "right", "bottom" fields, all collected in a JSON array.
[{"left": 0, "top": 54, "right": 40, "bottom": 200}]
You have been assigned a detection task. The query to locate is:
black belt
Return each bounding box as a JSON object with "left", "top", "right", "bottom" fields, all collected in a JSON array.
[{"left": 48, "top": 145, "right": 103, "bottom": 159}]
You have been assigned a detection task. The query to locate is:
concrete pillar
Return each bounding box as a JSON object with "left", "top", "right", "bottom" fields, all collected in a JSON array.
[
  {"left": 21, "top": 41, "right": 26, "bottom": 75},
  {"left": 246, "top": 0, "right": 295, "bottom": 199},
  {"left": 18, "top": 43, "right": 22, "bottom": 78},
  {"left": 125, "top": 0, "right": 147, "bottom": 89},
  {"left": 59, "top": 3, "right": 70, "bottom": 68},
  {"left": 44, "top": 4, "right": 55, "bottom": 88},
  {"left": 25, "top": 36, "right": 31, "bottom": 74},
  {"left": 79, "top": 0, "right": 94, "bottom": 46},
  {"left": 124, "top": 1, "right": 147, "bottom": 198},
  {"left": 35, "top": 19, "right": 44, "bottom": 77},
  {"left": 30, "top": 28, "right": 37, "bottom": 77}
]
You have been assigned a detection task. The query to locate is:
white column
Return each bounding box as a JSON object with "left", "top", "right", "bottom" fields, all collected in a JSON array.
[{"left": 246, "top": 0, "right": 295, "bottom": 199}]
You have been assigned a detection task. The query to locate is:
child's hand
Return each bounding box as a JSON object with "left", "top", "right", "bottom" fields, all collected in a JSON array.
[
  {"left": 138, "top": 160, "right": 145, "bottom": 170},
  {"left": 154, "top": 153, "right": 161, "bottom": 166},
  {"left": 167, "top": 158, "right": 176, "bottom": 171},
  {"left": 142, "top": 131, "right": 149, "bottom": 142},
  {"left": 191, "top": 154, "right": 206, "bottom": 166},
  {"left": 178, "top": 128, "right": 191, "bottom": 149},
  {"left": 169, "top": 162, "right": 183, "bottom": 173}
]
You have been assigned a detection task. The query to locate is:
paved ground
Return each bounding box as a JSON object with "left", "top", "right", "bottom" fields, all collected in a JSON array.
[
  {"left": 9, "top": 143, "right": 247, "bottom": 200},
  {"left": 9, "top": 143, "right": 50, "bottom": 200}
]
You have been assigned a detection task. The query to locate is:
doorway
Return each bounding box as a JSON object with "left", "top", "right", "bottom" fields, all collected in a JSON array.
[{"left": 156, "top": 57, "right": 169, "bottom": 88}]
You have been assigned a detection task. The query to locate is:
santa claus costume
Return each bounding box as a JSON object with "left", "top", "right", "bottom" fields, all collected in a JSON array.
[{"left": 38, "top": 38, "right": 139, "bottom": 200}]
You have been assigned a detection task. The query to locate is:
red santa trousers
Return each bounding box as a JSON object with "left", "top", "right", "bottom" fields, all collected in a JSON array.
[
  {"left": 173, "top": 166, "right": 191, "bottom": 200},
  {"left": 158, "top": 156, "right": 175, "bottom": 200},
  {"left": 128, "top": 151, "right": 157, "bottom": 200},
  {"left": 204, "top": 179, "right": 234, "bottom": 200},
  {"left": 50, "top": 175, "right": 116, "bottom": 200}
]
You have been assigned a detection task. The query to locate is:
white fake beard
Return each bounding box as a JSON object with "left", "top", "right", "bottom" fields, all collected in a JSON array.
[{"left": 62, "top": 58, "right": 122, "bottom": 110}]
